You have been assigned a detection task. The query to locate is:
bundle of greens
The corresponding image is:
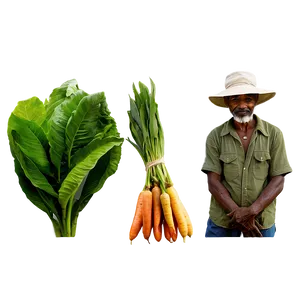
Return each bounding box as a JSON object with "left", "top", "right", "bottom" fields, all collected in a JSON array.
[
  {"left": 127, "top": 79, "right": 193, "bottom": 243},
  {"left": 7, "top": 79, "right": 123, "bottom": 237}
]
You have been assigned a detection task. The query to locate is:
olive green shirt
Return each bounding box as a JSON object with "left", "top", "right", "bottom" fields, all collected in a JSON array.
[{"left": 201, "top": 115, "right": 292, "bottom": 229}]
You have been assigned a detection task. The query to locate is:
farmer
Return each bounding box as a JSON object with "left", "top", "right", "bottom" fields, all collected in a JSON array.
[{"left": 202, "top": 71, "right": 292, "bottom": 237}]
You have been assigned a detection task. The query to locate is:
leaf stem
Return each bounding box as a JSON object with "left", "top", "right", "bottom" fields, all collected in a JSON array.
[
  {"left": 66, "top": 196, "right": 74, "bottom": 237},
  {"left": 62, "top": 207, "right": 67, "bottom": 235}
]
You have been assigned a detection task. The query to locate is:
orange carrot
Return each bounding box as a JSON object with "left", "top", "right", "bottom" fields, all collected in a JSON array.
[
  {"left": 129, "top": 192, "right": 144, "bottom": 244},
  {"left": 142, "top": 190, "right": 153, "bottom": 243},
  {"left": 152, "top": 185, "right": 162, "bottom": 242},
  {"left": 167, "top": 186, "right": 188, "bottom": 242},
  {"left": 126, "top": 189, "right": 141, "bottom": 240},
  {"left": 163, "top": 218, "right": 172, "bottom": 243},
  {"left": 160, "top": 192, "right": 175, "bottom": 233}
]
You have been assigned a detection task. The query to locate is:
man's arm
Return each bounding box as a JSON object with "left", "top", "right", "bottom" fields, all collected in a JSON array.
[
  {"left": 207, "top": 171, "right": 239, "bottom": 212},
  {"left": 250, "top": 175, "right": 284, "bottom": 215},
  {"left": 253, "top": 127, "right": 292, "bottom": 214}
]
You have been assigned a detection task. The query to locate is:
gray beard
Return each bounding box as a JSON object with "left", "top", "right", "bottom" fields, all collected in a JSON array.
[{"left": 233, "top": 113, "right": 254, "bottom": 123}]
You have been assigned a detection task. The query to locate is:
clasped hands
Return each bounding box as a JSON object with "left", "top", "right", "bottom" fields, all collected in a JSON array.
[{"left": 227, "top": 207, "right": 263, "bottom": 237}]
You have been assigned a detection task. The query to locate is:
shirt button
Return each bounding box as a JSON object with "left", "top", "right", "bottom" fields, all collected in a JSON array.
[
  {"left": 244, "top": 188, "right": 247, "bottom": 190},
  {"left": 243, "top": 167, "right": 246, "bottom": 170}
]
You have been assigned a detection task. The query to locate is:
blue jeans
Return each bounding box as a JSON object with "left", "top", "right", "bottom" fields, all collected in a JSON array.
[{"left": 205, "top": 218, "right": 276, "bottom": 237}]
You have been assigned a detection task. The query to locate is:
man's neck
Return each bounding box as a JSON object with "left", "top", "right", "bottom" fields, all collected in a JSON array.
[{"left": 233, "top": 117, "right": 256, "bottom": 132}]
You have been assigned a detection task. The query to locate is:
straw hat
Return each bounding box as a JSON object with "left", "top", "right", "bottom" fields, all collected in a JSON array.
[{"left": 209, "top": 71, "right": 276, "bottom": 107}]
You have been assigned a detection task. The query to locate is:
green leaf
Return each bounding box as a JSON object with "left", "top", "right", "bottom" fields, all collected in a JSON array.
[
  {"left": 58, "top": 136, "right": 123, "bottom": 209},
  {"left": 8, "top": 114, "right": 51, "bottom": 175},
  {"left": 129, "top": 97, "right": 142, "bottom": 130},
  {"left": 79, "top": 144, "right": 125, "bottom": 201},
  {"left": 43, "top": 77, "right": 87, "bottom": 132},
  {"left": 149, "top": 78, "right": 158, "bottom": 141},
  {"left": 12, "top": 138, "right": 58, "bottom": 198},
  {"left": 37, "top": 189, "right": 62, "bottom": 222},
  {"left": 12, "top": 96, "right": 46, "bottom": 126},
  {"left": 9, "top": 113, "right": 48, "bottom": 148},
  {"left": 47, "top": 89, "right": 88, "bottom": 180},
  {"left": 65, "top": 92, "right": 106, "bottom": 167},
  {"left": 93, "top": 124, "right": 114, "bottom": 140},
  {"left": 71, "top": 195, "right": 96, "bottom": 240},
  {"left": 14, "top": 158, "right": 50, "bottom": 215}
]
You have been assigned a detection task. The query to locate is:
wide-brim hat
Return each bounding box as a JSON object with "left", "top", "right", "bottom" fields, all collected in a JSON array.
[{"left": 209, "top": 71, "right": 276, "bottom": 107}]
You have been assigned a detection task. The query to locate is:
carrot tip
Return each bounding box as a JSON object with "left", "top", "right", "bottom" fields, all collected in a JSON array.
[
  {"left": 147, "top": 239, "right": 150, "bottom": 244},
  {"left": 183, "top": 237, "right": 186, "bottom": 243}
]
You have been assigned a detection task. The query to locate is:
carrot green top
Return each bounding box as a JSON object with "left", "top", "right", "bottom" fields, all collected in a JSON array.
[{"left": 201, "top": 115, "right": 292, "bottom": 229}]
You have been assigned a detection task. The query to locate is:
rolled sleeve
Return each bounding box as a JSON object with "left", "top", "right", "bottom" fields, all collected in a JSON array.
[
  {"left": 269, "top": 129, "right": 292, "bottom": 177},
  {"left": 201, "top": 136, "right": 222, "bottom": 175}
]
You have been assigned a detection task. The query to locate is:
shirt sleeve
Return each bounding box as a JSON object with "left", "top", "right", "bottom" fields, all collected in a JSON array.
[
  {"left": 201, "top": 133, "right": 222, "bottom": 175},
  {"left": 269, "top": 129, "right": 292, "bottom": 177}
]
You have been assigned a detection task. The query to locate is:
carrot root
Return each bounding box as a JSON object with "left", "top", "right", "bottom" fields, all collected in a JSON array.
[
  {"left": 142, "top": 190, "right": 153, "bottom": 241},
  {"left": 126, "top": 189, "right": 141, "bottom": 240},
  {"left": 152, "top": 185, "right": 162, "bottom": 242},
  {"left": 167, "top": 186, "right": 188, "bottom": 240},
  {"left": 129, "top": 192, "right": 144, "bottom": 242},
  {"left": 163, "top": 219, "right": 173, "bottom": 243},
  {"left": 160, "top": 192, "right": 175, "bottom": 231}
]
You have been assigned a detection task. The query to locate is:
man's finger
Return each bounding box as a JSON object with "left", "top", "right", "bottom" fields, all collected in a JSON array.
[
  {"left": 252, "top": 224, "right": 262, "bottom": 237},
  {"left": 255, "top": 220, "right": 264, "bottom": 230},
  {"left": 241, "top": 221, "right": 252, "bottom": 231},
  {"left": 228, "top": 214, "right": 237, "bottom": 227}
]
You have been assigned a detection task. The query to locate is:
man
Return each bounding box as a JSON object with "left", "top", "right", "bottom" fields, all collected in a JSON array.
[{"left": 202, "top": 71, "right": 292, "bottom": 237}]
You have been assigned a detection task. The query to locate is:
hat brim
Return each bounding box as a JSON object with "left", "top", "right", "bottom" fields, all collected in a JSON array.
[{"left": 209, "top": 85, "right": 276, "bottom": 107}]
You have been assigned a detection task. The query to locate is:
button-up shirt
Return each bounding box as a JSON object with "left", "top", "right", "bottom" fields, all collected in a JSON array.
[{"left": 201, "top": 115, "right": 292, "bottom": 229}]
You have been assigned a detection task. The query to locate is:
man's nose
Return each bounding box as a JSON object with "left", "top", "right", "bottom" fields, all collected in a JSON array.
[{"left": 238, "top": 101, "right": 248, "bottom": 109}]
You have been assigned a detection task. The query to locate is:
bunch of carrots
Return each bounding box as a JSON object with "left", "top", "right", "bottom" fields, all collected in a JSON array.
[{"left": 127, "top": 79, "right": 193, "bottom": 243}]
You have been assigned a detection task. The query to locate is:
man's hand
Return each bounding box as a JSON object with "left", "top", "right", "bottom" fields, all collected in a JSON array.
[
  {"left": 227, "top": 207, "right": 263, "bottom": 237},
  {"left": 230, "top": 220, "right": 263, "bottom": 240},
  {"left": 227, "top": 207, "right": 254, "bottom": 227}
]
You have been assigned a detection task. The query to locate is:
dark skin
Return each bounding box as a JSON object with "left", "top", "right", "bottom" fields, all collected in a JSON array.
[
  {"left": 225, "top": 94, "right": 257, "bottom": 154},
  {"left": 207, "top": 94, "right": 285, "bottom": 237}
]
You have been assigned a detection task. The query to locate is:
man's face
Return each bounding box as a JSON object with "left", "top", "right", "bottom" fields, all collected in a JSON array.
[{"left": 224, "top": 94, "right": 258, "bottom": 123}]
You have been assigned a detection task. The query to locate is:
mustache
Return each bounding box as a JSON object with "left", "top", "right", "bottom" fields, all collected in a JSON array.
[{"left": 233, "top": 108, "right": 251, "bottom": 114}]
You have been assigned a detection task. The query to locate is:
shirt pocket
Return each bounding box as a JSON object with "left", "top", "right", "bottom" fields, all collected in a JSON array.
[
  {"left": 252, "top": 151, "right": 270, "bottom": 180},
  {"left": 220, "top": 153, "right": 239, "bottom": 181}
]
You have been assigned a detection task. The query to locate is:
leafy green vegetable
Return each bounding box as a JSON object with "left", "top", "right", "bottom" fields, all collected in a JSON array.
[
  {"left": 14, "top": 159, "right": 53, "bottom": 215},
  {"left": 59, "top": 137, "right": 121, "bottom": 207},
  {"left": 65, "top": 92, "right": 106, "bottom": 167},
  {"left": 12, "top": 137, "right": 58, "bottom": 197},
  {"left": 9, "top": 116, "right": 51, "bottom": 175},
  {"left": 13, "top": 96, "right": 46, "bottom": 126},
  {"left": 79, "top": 145, "right": 122, "bottom": 203},
  {"left": 8, "top": 79, "right": 123, "bottom": 237},
  {"left": 47, "top": 89, "right": 89, "bottom": 181},
  {"left": 44, "top": 79, "right": 79, "bottom": 122}
]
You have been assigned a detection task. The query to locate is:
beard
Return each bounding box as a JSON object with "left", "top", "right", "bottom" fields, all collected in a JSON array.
[{"left": 232, "top": 108, "right": 254, "bottom": 123}]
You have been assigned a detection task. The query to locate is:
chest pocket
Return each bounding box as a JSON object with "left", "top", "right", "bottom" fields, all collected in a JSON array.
[
  {"left": 253, "top": 151, "right": 270, "bottom": 180},
  {"left": 220, "top": 153, "right": 239, "bottom": 181}
]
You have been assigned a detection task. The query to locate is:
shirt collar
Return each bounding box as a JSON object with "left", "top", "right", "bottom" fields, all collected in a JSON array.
[{"left": 220, "top": 114, "right": 269, "bottom": 137}]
